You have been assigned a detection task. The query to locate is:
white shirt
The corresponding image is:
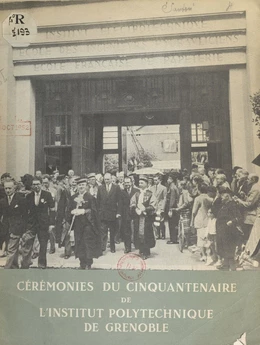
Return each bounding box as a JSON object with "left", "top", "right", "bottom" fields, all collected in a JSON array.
[
  {"left": 7, "top": 194, "right": 14, "bottom": 205},
  {"left": 34, "top": 191, "right": 41, "bottom": 206},
  {"left": 106, "top": 183, "right": 112, "bottom": 193}
]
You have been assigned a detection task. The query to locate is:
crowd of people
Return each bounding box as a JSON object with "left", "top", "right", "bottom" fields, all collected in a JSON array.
[{"left": 0, "top": 164, "right": 259, "bottom": 270}]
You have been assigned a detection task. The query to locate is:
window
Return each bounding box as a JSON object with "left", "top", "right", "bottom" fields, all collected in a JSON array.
[
  {"left": 44, "top": 115, "right": 71, "bottom": 146},
  {"left": 191, "top": 123, "right": 209, "bottom": 143},
  {"left": 103, "top": 126, "right": 118, "bottom": 150}
]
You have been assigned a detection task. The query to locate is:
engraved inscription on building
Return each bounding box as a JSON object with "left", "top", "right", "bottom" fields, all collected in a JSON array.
[{"left": 14, "top": 33, "right": 245, "bottom": 61}]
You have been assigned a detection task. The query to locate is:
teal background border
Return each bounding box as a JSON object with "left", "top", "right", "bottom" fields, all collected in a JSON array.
[{"left": 0, "top": 270, "right": 259, "bottom": 345}]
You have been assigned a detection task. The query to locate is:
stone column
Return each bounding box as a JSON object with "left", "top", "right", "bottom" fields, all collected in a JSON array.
[
  {"left": 179, "top": 75, "right": 191, "bottom": 172},
  {"left": 0, "top": 41, "right": 16, "bottom": 177},
  {"left": 180, "top": 109, "right": 192, "bottom": 172},
  {"left": 14, "top": 79, "right": 35, "bottom": 178},
  {"left": 229, "top": 68, "right": 253, "bottom": 170}
]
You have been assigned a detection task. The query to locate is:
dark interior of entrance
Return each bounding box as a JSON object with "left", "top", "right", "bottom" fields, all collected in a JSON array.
[{"left": 35, "top": 72, "right": 232, "bottom": 176}]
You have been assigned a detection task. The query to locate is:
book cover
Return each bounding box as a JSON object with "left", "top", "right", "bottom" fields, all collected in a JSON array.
[{"left": 0, "top": 0, "right": 259, "bottom": 344}]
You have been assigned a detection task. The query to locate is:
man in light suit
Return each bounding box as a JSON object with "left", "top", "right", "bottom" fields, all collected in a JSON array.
[
  {"left": 236, "top": 169, "right": 249, "bottom": 198},
  {"left": 21, "top": 177, "right": 55, "bottom": 269},
  {"left": 150, "top": 174, "right": 167, "bottom": 239},
  {"left": 1, "top": 179, "right": 28, "bottom": 269},
  {"left": 97, "top": 172, "right": 122, "bottom": 253},
  {"left": 234, "top": 173, "right": 260, "bottom": 243}
]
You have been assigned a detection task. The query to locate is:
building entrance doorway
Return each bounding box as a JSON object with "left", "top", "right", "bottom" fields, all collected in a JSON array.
[
  {"left": 36, "top": 71, "right": 232, "bottom": 176},
  {"left": 82, "top": 109, "right": 224, "bottom": 175}
]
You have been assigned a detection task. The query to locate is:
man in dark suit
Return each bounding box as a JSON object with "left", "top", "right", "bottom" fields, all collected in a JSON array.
[
  {"left": 150, "top": 174, "right": 167, "bottom": 239},
  {"left": 54, "top": 174, "right": 72, "bottom": 259},
  {"left": 166, "top": 174, "right": 180, "bottom": 244},
  {"left": 21, "top": 177, "right": 55, "bottom": 269},
  {"left": 120, "top": 176, "right": 139, "bottom": 253},
  {"left": 97, "top": 172, "right": 122, "bottom": 253},
  {"left": 0, "top": 173, "right": 13, "bottom": 256},
  {"left": 0, "top": 173, "right": 12, "bottom": 200},
  {"left": 0, "top": 179, "right": 28, "bottom": 269},
  {"left": 55, "top": 174, "right": 70, "bottom": 248},
  {"left": 42, "top": 174, "right": 57, "bottom": 254}
]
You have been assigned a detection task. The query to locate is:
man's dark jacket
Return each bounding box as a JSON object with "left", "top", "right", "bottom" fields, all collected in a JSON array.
[
  {"left": 26, "top": 190, "right": 55, "bottom": 232},
  {"left": 0, "top": 192, "right": 28, "bottom": 236},
  {"left": 97, "top": 184, "right": 122, "bottom": 221}
]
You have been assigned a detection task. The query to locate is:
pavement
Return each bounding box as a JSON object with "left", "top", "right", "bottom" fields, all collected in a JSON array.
[
  {"left": 0, "top": 238, "right": 221, "bottom": 270},
  {"left": 0, "top": 236, "right": 258, "bottom": 271}
]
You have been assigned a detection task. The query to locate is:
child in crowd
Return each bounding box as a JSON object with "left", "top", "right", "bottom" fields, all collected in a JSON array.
[{"left": 202, "top": 208, "right": 218, "bottom": 265}]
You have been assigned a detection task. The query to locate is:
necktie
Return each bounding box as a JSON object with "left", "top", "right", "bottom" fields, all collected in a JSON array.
[
  {"left": 106, "top": 184, "right": 110, "bottom": 193},
  {"left": 35, "top": 193, "right": 40, "bottom": 206},
  {"left": 8, "top": 196, "right": 12, "bottom": 205}
]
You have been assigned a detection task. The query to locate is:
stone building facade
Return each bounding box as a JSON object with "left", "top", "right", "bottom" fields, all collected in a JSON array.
[{"left": 0, "top": 0, "right": 259, "bottom": 177}]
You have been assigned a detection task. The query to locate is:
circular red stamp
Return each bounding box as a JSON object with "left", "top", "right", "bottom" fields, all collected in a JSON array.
[{"left": 117, "top": 253, "right": 146, "bottom": 281}]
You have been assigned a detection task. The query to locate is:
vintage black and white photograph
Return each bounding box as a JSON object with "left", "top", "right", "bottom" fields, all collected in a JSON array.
[{"left": 0, "top": 0, "right": 260, "bottom": 271}]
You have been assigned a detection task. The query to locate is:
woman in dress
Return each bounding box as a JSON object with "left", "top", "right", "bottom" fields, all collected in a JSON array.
[{"left": 190, "top": 183, "right": 213, "bottom": 261}]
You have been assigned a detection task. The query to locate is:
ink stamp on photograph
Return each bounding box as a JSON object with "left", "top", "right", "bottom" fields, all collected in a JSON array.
[{"left": 117, "top": 253, "right": 146, "bottom": 281}]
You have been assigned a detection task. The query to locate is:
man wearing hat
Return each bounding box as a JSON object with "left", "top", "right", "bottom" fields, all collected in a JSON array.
[
  {"left": 215, "top": 187, "right": 243, "bottom": 270},
  {"left": 130, "top": 175, "right": 157, "bottom": 260},
  {"left": 87, "top": 173, "right": 99, "bottom": 199},
  {"left": 69, "top": 177, "right": 102, "bottom": 269}
]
